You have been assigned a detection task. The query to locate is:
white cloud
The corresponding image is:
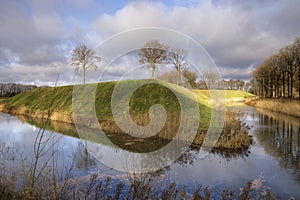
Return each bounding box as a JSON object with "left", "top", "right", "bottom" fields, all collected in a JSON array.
[
  {"left": 0, "top": 62, "right": 73, "bottom": 86},
  {"left": 91, "top": 0, "right": 300, "bottom": 80}
]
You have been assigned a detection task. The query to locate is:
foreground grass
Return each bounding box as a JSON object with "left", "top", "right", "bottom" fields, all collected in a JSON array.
[{"left": 0, "top": 170, "right": 279, "bottom": 200}]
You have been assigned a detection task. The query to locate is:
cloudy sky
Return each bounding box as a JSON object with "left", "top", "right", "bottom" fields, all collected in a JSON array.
[{"left": 1, "top": 0, "right": 300, "bottom": 85}]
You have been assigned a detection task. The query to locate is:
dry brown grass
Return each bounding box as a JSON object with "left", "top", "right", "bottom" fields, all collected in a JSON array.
[
  {"left": 192, "top": 111, "right": 252, "bottom": 150},
  {"left": 247, "top": 98, "right": 300, "bottom": 118}
]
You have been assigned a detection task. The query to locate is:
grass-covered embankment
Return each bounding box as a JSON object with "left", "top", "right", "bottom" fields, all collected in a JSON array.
[
  {"left": 247, "top": 98, "right": 300, "bottom": 118},
  {"left": 194, "top": 89, "right": 255, "bottom": 105},
  {"left": 0, "top": 80, "right": 253, "bottom": 150},
  {"left": 0, "top": 80, "right": 206, "bottom": 129}
]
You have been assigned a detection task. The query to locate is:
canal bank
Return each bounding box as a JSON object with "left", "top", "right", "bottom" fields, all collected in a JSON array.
[{"left": 247, "top": 98, "right": 300, "bottom": 118}]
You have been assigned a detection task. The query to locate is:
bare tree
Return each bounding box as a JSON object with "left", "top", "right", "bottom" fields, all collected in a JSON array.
[
  {"left": 291, "top": 37, "right": 300, "bottom": 98},
  {"left": 71, "top": 45, "right": 101, "bottom": 84},
  {"left": 169, "top": 48, "right": 188, "bottom": 85},
  {"left": 252, "top": 38, "right": 300, "bottom": 98},
  {"left": 281, "top": 46, "right": 297, "bottom": 98},
  {"left": 182, "top": 69, "right": 197, "bottom": 89},
  {"left": 139, "top": 40, "right": 169, "bottom": 79},
  {"left": 201, "top": 71, "right": 222, "bottom": 89}
]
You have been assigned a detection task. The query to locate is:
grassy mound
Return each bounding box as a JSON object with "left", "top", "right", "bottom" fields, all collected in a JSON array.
[
  {"left": 0, "top": 81, "right": 255, "bottom": 133},
  {"left": 0, "top": 80, "right": 206, "bottom": 125},
  {"left": 0, "top": 80, "right": 254, "bottom": 150}
]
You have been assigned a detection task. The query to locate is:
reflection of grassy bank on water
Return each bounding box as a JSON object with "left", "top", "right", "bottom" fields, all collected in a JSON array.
[
  {"left": 247, "top": 98, "right": 300, "bottom": 118},
  {"left": 0, "top": 80, "right": 252, "bottom": 150},
  {"left": 18, "top": 109, "right": 251, "bottom": 152}
]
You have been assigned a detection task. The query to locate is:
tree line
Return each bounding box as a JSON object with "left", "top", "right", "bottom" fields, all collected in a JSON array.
[
  {"left": 197, "top": 79, "right": 249, "bottom": 91},
  {"left": 0, "top": 83, "right": 37, "bottom": 97},
  {"left": 251, "top": 37, "right": 300, "bottom": 98}
]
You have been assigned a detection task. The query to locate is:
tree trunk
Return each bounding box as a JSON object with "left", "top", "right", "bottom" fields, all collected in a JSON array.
[
  {"left": 151, "top": 63, "right": 155, "bottom": 79},
  {"left": 287, "top": 75, "right": 290, "bottom": 98},
  {"left": 282, "top": 72, "right": 285, "bottom": 97},
  {"left": 290, "top": 72, "right": 293, "bottom": 98},
  {"left": 83, "top": 62, "right": 87, "bottom": 84},
  {"left": 83, "top": 67, "right": 86, "bottom": 84},
  {"left": 298, "top": 67, "right": 300, "bottom": 98}
]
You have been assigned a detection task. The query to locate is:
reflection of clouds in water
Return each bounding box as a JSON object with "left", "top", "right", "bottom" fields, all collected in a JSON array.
[
  {"left": 169, "top": 143, "right": 300, "bottom": 196},
  {"left": 0, "top": 118, "right": 33, "bottom": 145},
  {"left": 166, "top": 106, "right": 300, "bottom": 198},
  {"left": 0, "top": 114, "right": 89, "bottom": 173}
]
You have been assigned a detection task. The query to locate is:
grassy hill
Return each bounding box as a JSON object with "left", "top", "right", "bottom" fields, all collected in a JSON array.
[
  {"left": 0, "top": 80, "right": 254, "bottom": 150},
  {"left": 0, "top": 81, "right": 255, "bottom": 129},
  {"left": 0, "top": 80, "right": 205, "bottom": 127}
]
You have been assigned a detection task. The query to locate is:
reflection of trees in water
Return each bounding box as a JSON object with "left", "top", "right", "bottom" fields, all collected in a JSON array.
[
  {"left": 73, "top": 141, "right": 98, "bottom": 169},
  {"left": 211, "top": 148, "right": 251, "bottom": 161},
  {"left": 175, "top": 146, "right": 251, "bottom": 166},
  {"left": 255, "top": 108, "right": 300, "bottom": 182}
]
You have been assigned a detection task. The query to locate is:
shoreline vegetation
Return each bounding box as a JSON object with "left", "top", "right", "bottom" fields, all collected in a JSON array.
[
  {"left": 0, "top": 80, "right": 253, "bottom": 150},
  {"left": 247, "top": 98, "right": 300, "bottom": 118}
]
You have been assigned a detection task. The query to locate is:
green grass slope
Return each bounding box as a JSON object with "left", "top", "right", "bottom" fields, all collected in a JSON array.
[
  {"left": 0, "top": 81, "right": 255, "bottom": 132},
  {"left": 0, "top": 81, "right": 254, "bottom": 149},
  {"left": 194, "top": 89, "right": 255, "bottom": 106},
  {"left": 223, "top": 90, "right": 255, "bottom": 99},
  {"left": 0, "top": 80, "right": 204, "bottom": 120},
  {"left": 1, "top": 86, "right": 73, "bottom": 112}
]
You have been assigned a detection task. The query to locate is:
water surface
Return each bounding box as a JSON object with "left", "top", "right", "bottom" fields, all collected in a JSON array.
[{"left": 0, "top": 106, "right": 299, "bottom": 198}]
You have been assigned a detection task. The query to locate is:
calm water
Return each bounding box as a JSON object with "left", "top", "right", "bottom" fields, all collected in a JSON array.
[{"left": 0, "top": 105, "right": 299, "bottom": 198}]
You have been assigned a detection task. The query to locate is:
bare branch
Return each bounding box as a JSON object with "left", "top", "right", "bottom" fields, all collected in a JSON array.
[
  {"left": 139, "top": 40, "right": 169, "bottom": 79},
  {"left": 71, "top": 45, "right": 101, "bottom": 84}
]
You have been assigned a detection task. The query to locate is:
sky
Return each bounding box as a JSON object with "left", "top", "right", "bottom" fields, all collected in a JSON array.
[{"left": 1, "top": 0, "right": 300, "bottom": 85}]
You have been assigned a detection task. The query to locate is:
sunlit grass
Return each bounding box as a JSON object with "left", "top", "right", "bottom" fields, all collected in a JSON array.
[{"left": 224, "top": 90, "right": 255, "bottom": 99}]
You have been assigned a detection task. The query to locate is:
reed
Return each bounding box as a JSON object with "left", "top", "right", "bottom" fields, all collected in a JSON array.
[{"left": 247, "top": 98, "right": 300, "bottom": 118}]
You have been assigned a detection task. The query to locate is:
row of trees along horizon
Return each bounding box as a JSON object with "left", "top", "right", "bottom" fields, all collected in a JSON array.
[
  {"left": 251, "top": 36, "right": 300, "bottom": 98},
  {"left": 0, "top": 83, "right": 37, "bottom": 97}
]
